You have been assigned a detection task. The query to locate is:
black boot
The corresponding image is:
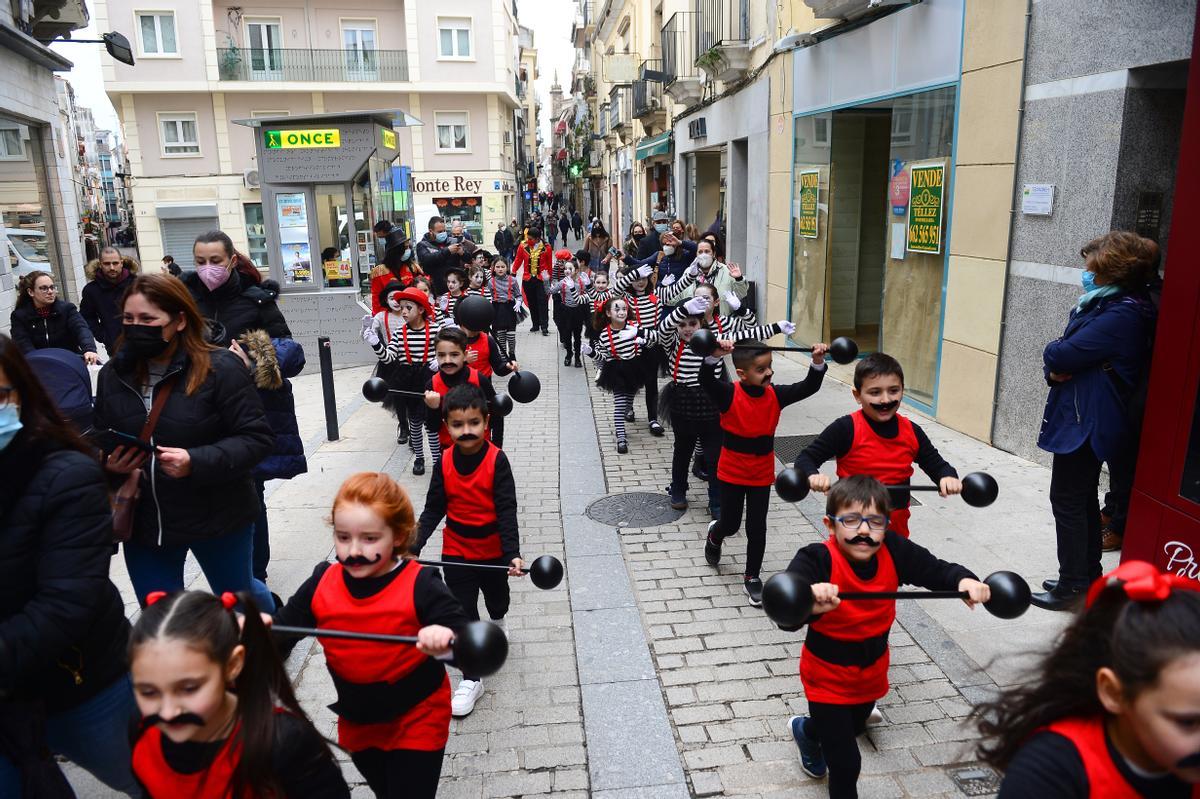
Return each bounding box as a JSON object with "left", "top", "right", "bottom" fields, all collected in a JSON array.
[
  {"left": 565, "top": 352, "right": 572, "bottom": 366},
  {"left": 1030, "top": 586, "right": 1085, "bottom": 611},
  {"left": 573, "top": 353, "right": 582, "bottom": 367}
]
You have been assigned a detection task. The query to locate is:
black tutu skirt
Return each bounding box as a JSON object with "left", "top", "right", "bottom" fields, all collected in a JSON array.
[
  {"left": 657, "top": 381, "right": 717, "bottom": 429},
  {"left": 596, "top": 358, "right": 643, "bottom": 395},
  {"left": 492, "top": 300, "right": 519, "bottom": 330},
  {"left": 635, "top": 348, "right": 660, "bottom": 381},
  {"left": 375, "top": 360, "right": 428, "bottom": 417}
]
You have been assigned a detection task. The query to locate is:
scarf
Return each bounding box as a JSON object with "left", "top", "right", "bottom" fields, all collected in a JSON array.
[{"left": 1077, "top": 284, "right": 1121, "bottom": 311}]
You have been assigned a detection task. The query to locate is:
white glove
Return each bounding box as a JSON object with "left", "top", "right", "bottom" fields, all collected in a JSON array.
[
  {"left": 685, "top": 263, "right": 701, "bottom": 278},
  {"left": 660, "top": 273, "right": 677, "bottom": 286},
  {"left": 361, "top": 315, "right": 381, "bottom": 347},
  {"left": 777, "top": 320, "right": 797, "bottom": 335},
  {"left": 438, "top": 295, "right": 449, "bottom": 311},
  {"left": 636, "top": 264, "right": 653, "bottom": 279},
  {"left": 514, "top": 299, "right": 524, "bottom": 312},
  {"left": 428, "top": 358, "right": 440, "bottom": 372},
  {"left": 360, "top": 313, "right": 374, "bottom": 335},
  {"left": 617, "top": 326, "right": 638, "bottom": 342},
  {"left": 724, "top": 291, "right": 741, "bottom": 311},
  {"left": 580, "top": 342, "right": 593, "bottom": 357},
  {"left": 684, "top": 296, "right": 711, "bottom": 315},
  {"left": 580, "top": 272, "right": 592, "bottom": 286}
]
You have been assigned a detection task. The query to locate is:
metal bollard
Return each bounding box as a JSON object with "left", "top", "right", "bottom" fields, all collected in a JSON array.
[{"left": 318, "top": 336, "right": 339, "bottom": 441}]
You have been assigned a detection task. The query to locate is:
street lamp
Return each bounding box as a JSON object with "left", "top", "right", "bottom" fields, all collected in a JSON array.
[{"left": 57, "top": 31, "right": 136, "bottom": 66}]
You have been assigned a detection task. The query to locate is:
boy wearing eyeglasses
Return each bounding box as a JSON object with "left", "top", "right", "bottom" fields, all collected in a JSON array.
[{"left": 782, "top": 475, "right": 989, "bottom": 798}]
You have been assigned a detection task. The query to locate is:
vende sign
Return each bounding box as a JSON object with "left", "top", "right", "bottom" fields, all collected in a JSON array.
[{"left": 265, "top": 129, "right": 341, "bottom": 149}]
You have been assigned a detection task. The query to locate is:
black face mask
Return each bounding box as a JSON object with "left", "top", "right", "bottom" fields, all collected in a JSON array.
[
  {"left": 122, "top": 324, "right": 171, "bottom": 359},
  {"left": 632, "top": 232, "right": 645, "bottom": 241}
]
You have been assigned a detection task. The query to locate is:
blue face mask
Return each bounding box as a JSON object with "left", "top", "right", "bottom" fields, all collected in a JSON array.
[
  {"left": 435, "top": 231, "right": 448, "bottom": 243},
  {"left": 401, "top": 247, "right": 413, "bottom": 261},
  {"left": 0, "top": 405, "right": 21, "bottom": 452},
  {"left": 654, "top": 223, "right": 668, "bottom": 233},
  {"left": 1081, "top": 270, "right": 1098, "bottom": 293}
]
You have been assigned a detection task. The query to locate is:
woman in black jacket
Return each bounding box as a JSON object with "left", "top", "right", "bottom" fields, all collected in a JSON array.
[
  {"left": 93, "top": 274, "right": 276, "bottom": 611},
  {"left": 9, "top": 271, "right": 99, "bottom": 364},
  {"left": 183, "top": 230, "right": 292, "bottom": 347},
  {"left": 0, "top": 335, "right": 139, "bottom": 796}
]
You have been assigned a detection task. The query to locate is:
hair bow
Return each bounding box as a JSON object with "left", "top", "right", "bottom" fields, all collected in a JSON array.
[
  {"left": 145, "top": 591, "right": 168, "bottom": 607},
  {"left": 219, "top": 592, "right": 238, "bottom": 611},
  {"left": 1086, "top": 560, "right": 1196, "bottom": 608}
]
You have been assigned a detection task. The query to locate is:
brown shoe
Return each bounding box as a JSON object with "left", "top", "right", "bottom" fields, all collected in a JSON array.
[{"left": 1101, "top": 527, "right": 1123, "bottom": 552}]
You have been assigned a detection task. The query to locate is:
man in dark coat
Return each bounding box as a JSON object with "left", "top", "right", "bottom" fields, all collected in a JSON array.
[
  {"left": 414, "top": 215, "right": 458, "bottom": 294},
  {"left": 571, "top": 209, "right": 584, "bottom": 241},
  {"left": 558, "top": 212, "right": 572, "bottom": 244},
  {"left": 79, "top": 247, "right": 135, "bottom": 352}
]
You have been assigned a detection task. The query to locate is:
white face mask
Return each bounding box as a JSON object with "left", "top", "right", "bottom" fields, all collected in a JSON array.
[
  {"left": 663, "top": 245, "right": 676, "bottom": 256},
  {"left": 696, "top": 254, "right": 713, "bottom": 268}
]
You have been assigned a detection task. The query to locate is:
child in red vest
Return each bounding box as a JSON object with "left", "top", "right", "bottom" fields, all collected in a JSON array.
[
  {"left": 415, "top": 383, "right": 523, "bottom": 719},
  {"left": 785, "top": 476, "right": 988, "bottom": 797},
  {"left": 700, "top": 340, "right": 829, "bottom": 606},
  {"left": 129, "top": 591, "right": 348, "bottom": 798},
  {"left": 975, "top": 561, "right": 1200, "bottom": 797},
  {"left": 271, "top": 472, "right": 470, "bottom": 798},
  {"left": 795, "top": 352, "right": 962, "bottom": 537},
  {"left": 423, "top": 327, "right": 499, "bottom": 458}
]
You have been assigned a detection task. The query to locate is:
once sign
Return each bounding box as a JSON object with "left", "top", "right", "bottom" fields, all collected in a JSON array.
[{"left": 265, "top": 129, "right": 342, "bottom": 149}]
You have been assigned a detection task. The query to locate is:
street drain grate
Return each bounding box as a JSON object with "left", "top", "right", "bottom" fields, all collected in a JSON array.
[
  {"left": 586, "top": 492, "right": 686, "bottom": 527},
  {"left": 946, "top": 764, "right": 1002, "bottom": 796},
  {"left": 774, "top": 434, "right": 818, "bottom": 466}
]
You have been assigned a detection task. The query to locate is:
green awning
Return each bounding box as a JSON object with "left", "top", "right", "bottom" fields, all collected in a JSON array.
[{"left": 635, "top": 131, "right": 672, "bottom": 161}]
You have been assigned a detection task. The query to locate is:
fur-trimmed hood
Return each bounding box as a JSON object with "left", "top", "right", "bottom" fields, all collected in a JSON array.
[{"left": 238, "top": 328, "right": 283, "bottom": 390}]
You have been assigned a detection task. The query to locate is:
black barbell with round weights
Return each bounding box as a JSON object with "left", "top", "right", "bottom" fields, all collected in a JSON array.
[
  {"left": 271, "top": 619, "right": 509, "bottom": 677},
  {"left": 361, "top": 377, "right": 515, "bottom": 416},
  {"left": 761, "top": 570, "right": 1032, "bottom": 628},
  {"left": 774, "top": 468, "right": 999, "bottom": 508},
  {"left": 454, "top": 295, "right": 495, "bottom": 331},
  {"left": 415, "top": 555, "right": 564, "bottom": 590},
  {"left": 687, "top": 328, "right": 859, "bottom": 365},
  {"left": 506, "top": 370, "right": 541, "bottom": 403}
]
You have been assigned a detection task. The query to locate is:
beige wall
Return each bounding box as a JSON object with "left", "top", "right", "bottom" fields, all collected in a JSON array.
[
  {"left": 223, "top": 93, "right": 315, "bottom": 172},
  {"left": 417, "top": 93, "right": 493, "bottom": 173},
  {"left": 206, "top": 0, "right": 409, "bottom": 52},
  {"left": 414, "top": 0, "right": 497, "bottom": 84},
  {"left": 106, "top": 0, "right": 210, "bottom": 83},
  {"left": 934, "top": 0, "right": 1027, "bottom": 441},
  {"left": 129, "top": 93, "right": 221, "bottom": 177}
]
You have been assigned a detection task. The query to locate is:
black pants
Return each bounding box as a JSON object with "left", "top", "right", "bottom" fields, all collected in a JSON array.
[
  {"left": 1102, "top": 433, "right": 1140, "bottom": 535},
  {"left": 557, "top": 304, "right": 586, "bottom": 355},
  {"left": 638, "top": 354, "right": 660, "bottom": 421},
  {"left": 711, "top": 482, "right": 771, "bottom": 577},
  {"left": 807, "top": 701, "right": 875, "bottom": 799},
  {"left": 1049, "top": 443, "right": 1104, "bottom": 591},
  {"left": 350, "top": 747, "right": 444, "bottom": 799},
  {"left": 252, "top": 478, "right": 270, "bottom": 581},
  {"left": 523, "top": 277, "right": 548, "bottom": 331},
  {"left": 443, "top": 557, "right": 510, "bottom": 680},
  {"left": 489, "top": 412, "right": 505, "bottom": 450},
  {"left": 671, "top": 416, "right": 722, "bottom": 507}
]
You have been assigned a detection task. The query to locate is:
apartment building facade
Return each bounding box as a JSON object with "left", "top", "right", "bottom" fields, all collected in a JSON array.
[{"left": 96, "top": 0, "right": 532, "bottom": 274}]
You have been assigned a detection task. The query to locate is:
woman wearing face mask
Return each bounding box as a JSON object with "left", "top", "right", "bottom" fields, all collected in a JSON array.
[
  {"left": 623, "top": 223, "right": 647, "bottom": 261},
  {"left": 1032, "top": 231, "right": 1160, "bottom": 611},
  {"left": 10, "top": 271, "right": 100, "bottom": 364},
  {"left": 585, "top": 221, "right": 612, "bottom": 270},
  {"left": 93, "top": 274, "right": 276, "bottom": 611},
  {"left": 659, "top": 234, "right": 749, "bottom": 317},
  {"left": 183, "top": 230, "right": 292, "bottom": 348},
  {"left": 0, "top": 335, "right": 141, "bottom": 797},
  {"left": 369, "top": 232, "right": 423, "bottom": 315}
]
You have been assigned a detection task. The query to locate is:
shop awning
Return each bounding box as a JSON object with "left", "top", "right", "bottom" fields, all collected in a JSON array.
[{"left": 635, "top": 131, "right": 672, "bottom": 161}]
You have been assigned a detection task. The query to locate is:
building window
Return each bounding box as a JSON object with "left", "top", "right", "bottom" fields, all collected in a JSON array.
[
  {"left": 0, "top": 126, "right": 25, "bottom": 160},
  {"left": 158, "top": 113, "right": 200, "bottom": 156},
  {"left": 437, "top": 17, "right": 472, "bottom": 60},
  {"left": 244, "top": 203, "right": 269, "bottom": 269},
  {"left": 341, "top": 20, "right": 378, "bottom": 76},
  {"left": 434, "top": 111, "right": 469, "bottom": 152},
  {"left": 136, "top": 11, "right": 178, "bottom": 56}
]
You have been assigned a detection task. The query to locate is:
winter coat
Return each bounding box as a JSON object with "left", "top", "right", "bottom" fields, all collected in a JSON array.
[
  {"left": 240, "top": 330, "right": 307, "bottom": 482},
  {"left": 559, "top": 215, "right": 572, "bottom": 237},
  {"left": 78, "top": 271, "right": 135, "bottom": 348},
  {"left": 182, "top": 270, "right": 291, "bottom": 346},
  {"left": 0, "top": 434, "right": 130, "bottom": 713},
  {"left": 494, "top": 228, "right": 515, "bottom": 255},
  {"left": 1038, "top": 292, "right": 1157, "bottom": 461},
  {"left": 92, "top": 347, "right": 274, "bottom": 547},
  {"left": 415, "top": 233, "right": 457, "bottom": 294},
  {"left": 9, "top": 300, "right": 97, "bottom": 356}
]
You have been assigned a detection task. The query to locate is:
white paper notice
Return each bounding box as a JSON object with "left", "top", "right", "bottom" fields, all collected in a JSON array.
[
  {"left": 1022, "top": 184, "right": 1055, "bottom": 216},
  {"left": 890, "top": 223, "right": 906, "bottom": 260}
]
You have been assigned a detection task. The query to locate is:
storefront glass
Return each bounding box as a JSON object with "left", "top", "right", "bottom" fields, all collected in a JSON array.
[
  {"left": 0, "top": 115, "right": 56, "bottom": 282},
  {"left": 435, "top": 197, "right": 482, "bottom": 243},
  {"left": 243, "top": 203, "right": 269, "bottom": 271}
]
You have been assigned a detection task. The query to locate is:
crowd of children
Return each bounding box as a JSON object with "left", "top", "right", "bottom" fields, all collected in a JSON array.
[{"left": 103, "top": 225, "right": 1197, "bottom": 799}]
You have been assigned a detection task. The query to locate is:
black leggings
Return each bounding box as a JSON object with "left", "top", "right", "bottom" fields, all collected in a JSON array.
[
  {"left": 710, "top": 482, "right": 771, "bottom": 577},
  {"left": 557, "top": 304, "right": 586, "bottom": 355},
  {"left": 351, "top": 747, "right": 444, "bottom": 799},
  {"left": 807, "top": 701, "right": 875, "bottom": 798},
  {"left": 443, "top": 557, "right": 510, "bottom": 680},
  {"left": 670, "top": 416, "right": 722, "bottom": 506}
]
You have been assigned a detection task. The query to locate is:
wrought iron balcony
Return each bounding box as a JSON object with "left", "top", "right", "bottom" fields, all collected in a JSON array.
[
  {"left": 216, "top": 48, "right": 409, "bottom": 82},
  {"left": 634, "top": 60, "right": 666, "bottom": 120},
  {"left": 599, "top": 103, "right": 610, "bottom": 136},
  {"left": 609, "top": 87, "right": 630, "bottom": 131},
  {"left": 662, "top": 12, "right": 699, "bottom": 85},
  {"left": 693, "top": 0, "right": 751, "bottom": 81}
]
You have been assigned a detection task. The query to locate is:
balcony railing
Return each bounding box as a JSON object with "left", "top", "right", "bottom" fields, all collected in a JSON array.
[
  {"left": 632, "top": 62, "right": 664, "bottom": 118},
  {"left": 216, "top": 48, "right": 409, "bottom": 82},
  {"left": 662, "top": 12, "right": 699, "bottom": 85},
  {"left": 599, "top": 103, "right": 610, "bottom": 136},
  {"left": 695, "top": 0, "right": 748, "bottom": 54},
  {"left": 609, "top": 88, "right": 630, "bottom": 129}
]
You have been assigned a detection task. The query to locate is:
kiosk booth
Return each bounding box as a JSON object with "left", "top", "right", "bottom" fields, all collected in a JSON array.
[
  {"left": 233, "top": 109, "right": 420, "bottom": 365},
  {"left": 1123, "top": 18, "right": 1200, "bottom": 586}
]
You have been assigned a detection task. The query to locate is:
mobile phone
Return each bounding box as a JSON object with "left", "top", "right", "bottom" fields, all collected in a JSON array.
[
  {"left": 88, "top": 428, "right": 154, "bottom": 454},
  {"left": 608, "top": 247, "right": 620, "bottom": 256}
]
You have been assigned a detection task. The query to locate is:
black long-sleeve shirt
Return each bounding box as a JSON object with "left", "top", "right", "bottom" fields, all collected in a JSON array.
[
  {"left": 699, "top": 361, "right": 827, "bottom": 413},
  {"left": 415, "top": 441, "right": 521, "bottom": 562},
  {"left": 998, "top": 730, "right": 1192, "bottom": 799}
]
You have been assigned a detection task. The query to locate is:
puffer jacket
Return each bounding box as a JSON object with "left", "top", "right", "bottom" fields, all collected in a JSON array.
[
  {"left": 9, "top": 300, "right": 97, "bottom": 355},
  {"left": 1038, "top": 291, "right": 1157, "bottom": 461},
  {"left": 240, "top": 330, "right": 307, "bottom": 481},
  {"left": 79, "top": 270, "right": 135, "bottom": 348},
  {"left": 92, "top": 347, "right": 273, "bottom": 547},
  {"left": 0, "top": 433, "right": 130, "bottom": 712},
  {"left": 182, "top": 270, "right": 291, "bottom": 346}
]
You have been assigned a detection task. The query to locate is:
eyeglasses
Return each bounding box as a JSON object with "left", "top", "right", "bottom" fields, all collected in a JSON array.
[
  {"left": 35, "top": 285, "right": 57, "bottom": 293},
  {"left": 831, "top": 513, "right": 888, "bottom": 532}
]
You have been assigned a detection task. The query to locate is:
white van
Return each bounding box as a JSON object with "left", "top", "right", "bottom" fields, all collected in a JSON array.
[{"left": 5, "top": 228, "right": 51, "bottom": 277}]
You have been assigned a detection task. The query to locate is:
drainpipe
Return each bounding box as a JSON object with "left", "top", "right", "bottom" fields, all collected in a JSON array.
[{"left": 987, "top": 0, "right": 1034, "bottom": 445}]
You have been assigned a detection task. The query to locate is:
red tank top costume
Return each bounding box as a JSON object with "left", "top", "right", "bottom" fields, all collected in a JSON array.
[
  {"left": 799, "top": 536, "right": 898, "bottom": 705},
  {"left": 133, "top": 723, "right": 244, "bottom": 799},
  {"left": 718, "top": 383, "right": 781, "bottom": 486},
  {"left": 1044, "top": 716, "right": 1200, "bottom": 798},
  {"left": 441, "top": 443, "right": 503, "bottom": 560},
  {"left": 835, "top": 410, "right": 918, "bottom": 537},
  {"left": 311, "top": 562, "right": 450, "bottom": 752},
  {"left": 466, "top": 334, "right": 493, "bottom": 377},
  {"left": 431, "top": 368, "right": 488, "bottom": 449}
]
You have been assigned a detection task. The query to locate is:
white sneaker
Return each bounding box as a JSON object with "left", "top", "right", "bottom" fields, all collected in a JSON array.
[
  {"left": 866, "top": 703, "right": 884, "bottom": 727},
  {"left": 451, "top": 679, "right": 484, "bottom": 717}
]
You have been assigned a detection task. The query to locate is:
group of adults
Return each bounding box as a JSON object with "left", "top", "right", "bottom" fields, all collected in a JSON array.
[{"left": 2, "top": 229, "right": 305, "bottom": 793}]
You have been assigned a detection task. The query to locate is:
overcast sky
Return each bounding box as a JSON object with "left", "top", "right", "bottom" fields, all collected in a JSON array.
[{"left": 52, "top": 1, "right": 576, "bottom": 143}]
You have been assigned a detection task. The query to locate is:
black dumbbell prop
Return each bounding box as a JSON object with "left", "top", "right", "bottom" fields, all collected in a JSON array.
[
  {"left": 687, "top": 329, "right": 858, "bottom": 365},
  {"left": 773, "top": 469, "right": 999, "bottom": 508},
  {"left": 271, "top": 619, "right": 509, "bottom": 677},
  {"left": 414, "top": 555, "right": 564, "bottom": 590},
  {"left": 762, "top": 570, "right": 1031, "bottom": 628},
  {"left": 455, "top": 295, "right": 495, "bottom": 331},
  {"left": 507, "top": 370, "right": 541, "bottom": 403},
  {"left": 491, "top": 391, "right": 514, "bottom": 417},
  {"left": 362, "top": 377, "right": 425, "bottom": 402}
]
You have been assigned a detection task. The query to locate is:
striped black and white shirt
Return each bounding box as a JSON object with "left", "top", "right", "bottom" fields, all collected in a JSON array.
[
  {"left": 371, "top": 316, "right": 436, "bottom": 365},
  {"left": 657, "top": 305, "right": 782, "bottom": 386}
]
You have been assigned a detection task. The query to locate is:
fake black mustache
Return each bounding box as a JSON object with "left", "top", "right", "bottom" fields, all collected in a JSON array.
[
  {"left": 1178, "top": 751, "right": 1200, "bottom": 769},
  {"left": 337, "top": 553, "right": 383, "bottom": 567},
  {"left": 144, "top": 712, "right": 205, "bottom": 728},
  {"left": 455, "top": 434, "right": 481, "bottom": 442},
  {"left": 844, "top": 535, "right": 882, "bottom": 547},
  {"left": 870, "top": 400, "right": 900, "bottom": 413}
]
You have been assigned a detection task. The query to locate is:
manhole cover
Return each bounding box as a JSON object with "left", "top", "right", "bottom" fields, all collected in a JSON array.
[
  {"left": 947, "top": 764, "right": 1001, "bottom": 796},
  {"left": 586, "top": 492, "right": 686, "bottom": 527},
  {"left": 774, "top": 434, "right": 818, "bottom": 466}
]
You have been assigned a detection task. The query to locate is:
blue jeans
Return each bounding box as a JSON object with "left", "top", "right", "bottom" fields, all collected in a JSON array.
[
  {"left": 124, "top": 523, "right": 276, "bottom": 611},
  {"left": 0, "top": 675, "right": 142, "bottom": 797},
  {"left": 252, "top": 478, "right": 270, "bottom": 582}
]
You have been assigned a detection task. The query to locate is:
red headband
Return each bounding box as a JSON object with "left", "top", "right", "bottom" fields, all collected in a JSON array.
[
  {"left": 1085, "top": 560, "right": 1196, "bottom": 608},
  {"left": 143, "top": 590, "right": 238, "bottom": 610}
]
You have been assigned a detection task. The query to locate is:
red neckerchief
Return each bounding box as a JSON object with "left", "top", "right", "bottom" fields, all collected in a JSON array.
[{"left": 403, "top": 322, "right": 431, "bottom": 363}]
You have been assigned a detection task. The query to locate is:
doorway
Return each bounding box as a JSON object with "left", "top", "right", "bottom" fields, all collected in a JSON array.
[{"left": 245, "top": 19, "right": 282, "bottom": 79}]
